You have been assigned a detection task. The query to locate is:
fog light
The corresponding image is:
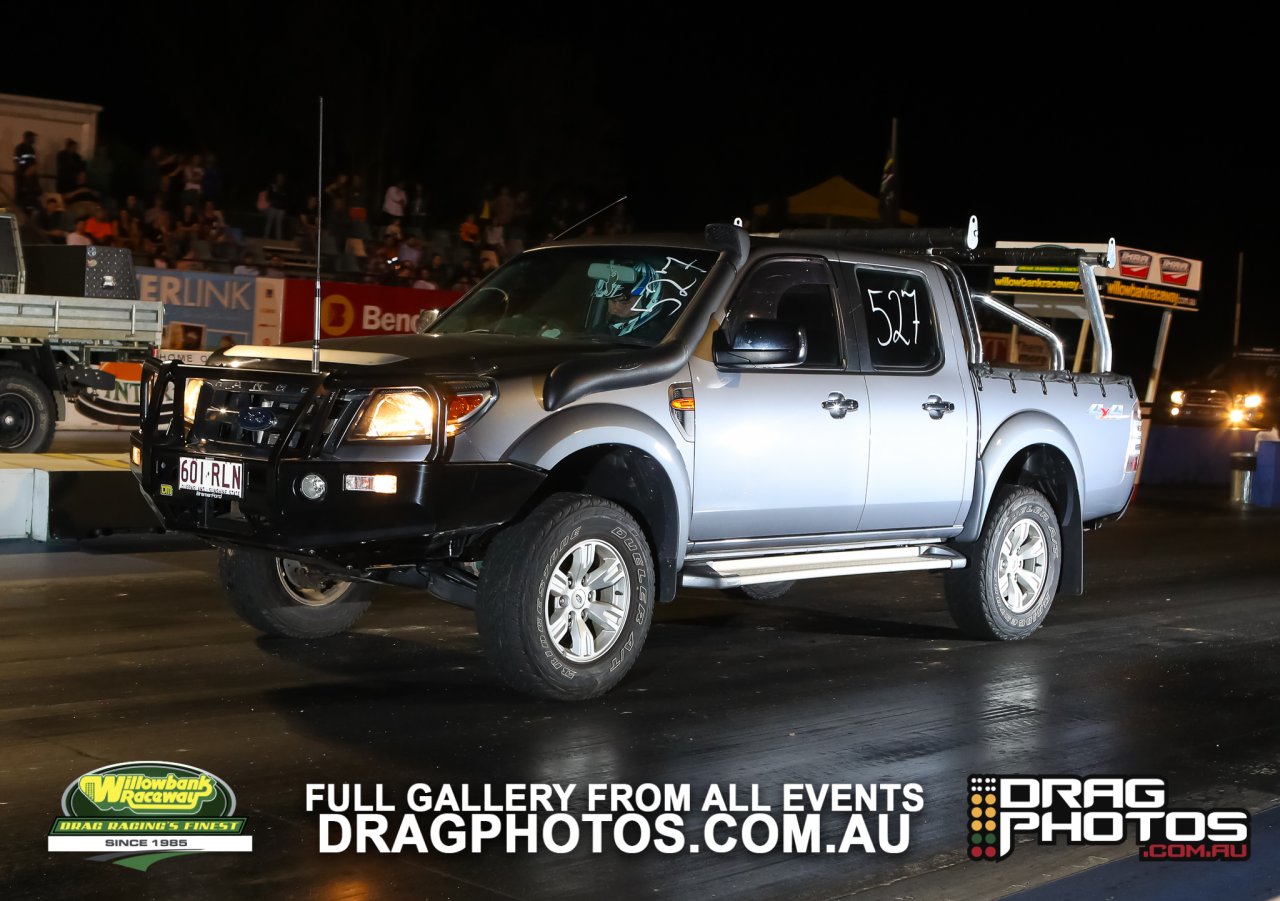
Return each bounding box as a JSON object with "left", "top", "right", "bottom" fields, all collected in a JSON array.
[
  {"left": 131, "top": 446, "right": 142, "bottom": 465},
  {"left": 1170, "top": 407, "right": 1180, "bottom": 416},
  {"left": 299, "top": 473, "right": 327, "bottom": 500},
  {"left": 1228, "top": 409, "right": 1245, "bottom": 425},
  {"left": 344, "top": 474, "right": 398, "bottom": 494}
]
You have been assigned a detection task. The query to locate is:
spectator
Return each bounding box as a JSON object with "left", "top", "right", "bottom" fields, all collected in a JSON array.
[
  {"left": 492, "top": 186, "right": 514, "bottom": 228},
  {"left": 177, "top": 246, "right": 204, "bottom": 271},
  {"left": 408, "top": 183, "right": 427, "bottom": 234},
  {"left": 142, "top": 209, "right": 171, "bottom": 257},
  {"left": 35, "top": 197, "right": 69, "bottom": 243},
  {"left": 83, "top": 205, "right": 117, "bottom": 244},
  {"left": 479, "top": 247, "right": 501, "bottom": 274},
  {"left": 67, "top": 216, "right": 93, "bottom": 246},
  {"left": 175, "top": 203, "right": 200, "bottom": 245},
  {"left": 382, "top": 180, "right": 406, "bottom": 224},
  {"left": 398, "top": 234, "right": 423, "bottom": 267},
  {"left": 327, "top": 196, "right": 352, "bottom": 245},
  {"left": 144, "top": 195, "right": 167, "bottom": 227},
  {"left": 297, "top": 195, "right": 320, "bottom": 246},
  {"left": 181, "top": 155, "right": 204, "bottom": 207},
  {"left": 383, "top": 217, "right": 402, "bottom": 242},
  {"left": 264, "top": 173, "right": 287, "bottom": 239},
  {"left": 412, "top": 266, "right": 437, "bottom": 290},
  {"left": 86, "top": 145, "right": 114, "bottom": 197},
  {"left": 116, "top": 209, "right": 144, "bottom": 252},
  {"left": 62, "top": 171, "right": 100, "bottom": 210},
  {"left": 121, "top": 194, "right": 145, "bottom": 223},
  {"left": 233, "top": 252, "right": 260, "bottom": 276},
  {"left": 348, "top": 175, "right": 368, "bottom": 222},
  {"left": 482, "top": 219, "right": 504, "bottom": 249},
  {"left": 14, "top": 163, "right": 41, "bottom": 216},
  {"left": 55, "top": 139, "right": 85, "bottom": 194},
  {"left": 458, "top": 212, "right": 479, "bottom": 245},
  {"left": 201, "top": 152, "right": 223, "bottom": 204},
  {"left": 324, "top": 173, "right": 348, "bottom": 210},
  {"left": 265, "top": 255, "right": 286, "bottom": 278},
  {"left": 141, "top": 146, "right": 164, "bottom": 200},
  {"left": 12, "top": 130, "right": 36, "bottom": 198}
]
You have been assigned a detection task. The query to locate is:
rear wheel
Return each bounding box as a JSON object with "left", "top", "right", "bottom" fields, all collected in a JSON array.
[
  {"left": 946, "top": 486, "right": 1061, "bottom": 640},
  {"left": 0, "top": 371, "right": 55, "bottom": 453},
  {"left": 218, "top": 548, "right": 375, "bottom": 638},
  {"left": 476, "top": 493, "right": 654, "bottom": 700}
]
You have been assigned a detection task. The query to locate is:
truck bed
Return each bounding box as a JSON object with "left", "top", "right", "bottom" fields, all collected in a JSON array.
[{"left": 0, "top": 292, "right": 163, "bottom": 344}]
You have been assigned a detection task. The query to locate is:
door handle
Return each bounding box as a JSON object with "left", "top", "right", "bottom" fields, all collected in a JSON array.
[
  {"left": 922, "top": 395, "right": 956, "bottom": 420},
  {"left": 821, "top": 392, "right": 859, "bottom": 419}
]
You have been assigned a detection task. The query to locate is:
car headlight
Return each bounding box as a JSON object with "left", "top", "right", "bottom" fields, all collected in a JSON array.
[
  {"left": 350, "top": 390, "right": 435, "bottom": 440},
  {"left": 183, "top": 378, "right": 205, "bottom": 424},
  {"left": 1169, "top": 390, "right": 1184, "bottom": 405},
  {"left": 1244, "top": 393, "right": 1263, "bottom": 408}
]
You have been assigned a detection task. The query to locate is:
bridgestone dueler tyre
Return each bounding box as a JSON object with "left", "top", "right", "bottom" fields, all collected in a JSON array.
[
  {"left": 218, "top": 548, "right": 374, "bottom": 638},
  {"left": 728, "top": 580, "right": 796, "bottom": 601},
  {"left": 945, "top": 486, "right": 1062, "bottom": 641},
  {"left": 476, "top": 492, "right": 655, "bottom": 701},
  {"left": 0, "top": 371, "right": 55, "bottom": 453}
]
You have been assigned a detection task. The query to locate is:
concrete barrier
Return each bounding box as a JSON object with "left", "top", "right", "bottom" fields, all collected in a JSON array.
[{"left": 0, "top": 453, "right": 158, "bottom": 540}]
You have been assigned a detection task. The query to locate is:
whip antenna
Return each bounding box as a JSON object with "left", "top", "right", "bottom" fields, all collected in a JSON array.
[{"left": 312, "top": 96, "right": 324, "bottom": 373}]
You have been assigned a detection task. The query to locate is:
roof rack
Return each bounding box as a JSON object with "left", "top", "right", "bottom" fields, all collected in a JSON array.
[
  {"left": 774, "top": 215, "right": 979, "bottom": 252},
  {"left": 756, "top": 216, "right": 1117, "bottom": 374}
]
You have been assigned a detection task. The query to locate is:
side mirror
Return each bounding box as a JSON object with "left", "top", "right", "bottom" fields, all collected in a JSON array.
[
  {"left": 415, "top": 308, "right": 441, "bottom": 334},
  {"left": 713, "top": 319, "right": 807, "bottom": 368}
]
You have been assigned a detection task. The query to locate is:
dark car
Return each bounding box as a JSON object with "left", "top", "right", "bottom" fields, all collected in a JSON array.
[{"left": 1165, "top": 356, "right": 1280, "bottom": 428}]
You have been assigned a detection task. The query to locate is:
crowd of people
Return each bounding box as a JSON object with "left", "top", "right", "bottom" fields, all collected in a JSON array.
[{"left": 9, "top": 130, "right": 636, "bottom": 289}]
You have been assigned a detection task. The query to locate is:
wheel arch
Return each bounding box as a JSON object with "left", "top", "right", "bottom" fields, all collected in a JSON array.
[
  {"left": 960, "top": 413, "right": 1085, "bottom": 595},
  {"left": 504, "top": 404, "right": 690, "bottom": 603}
]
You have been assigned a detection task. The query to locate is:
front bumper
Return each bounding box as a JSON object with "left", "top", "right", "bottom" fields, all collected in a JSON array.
[{"left": 131, "top": 436, "right": 545, "bottom": 568}]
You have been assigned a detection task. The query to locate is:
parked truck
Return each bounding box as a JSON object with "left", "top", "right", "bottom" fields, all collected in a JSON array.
[
  {"left": 1, "top": 214, "right": 163, "bottom": 451},
  {"left": 131, "top": 219, "right": 1141, "bottom": 699}
]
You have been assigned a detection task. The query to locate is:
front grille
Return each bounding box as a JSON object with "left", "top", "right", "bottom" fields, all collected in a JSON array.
[
  {"left": 1182, "top": 390, "right": 1229, "bottom": 408},
  {"left": 188, "top": 380, "right": 358, "bottom": 458}
]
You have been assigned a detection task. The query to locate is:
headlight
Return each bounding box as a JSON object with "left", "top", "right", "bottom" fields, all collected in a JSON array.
[
  {"left": 183, "top": 378, "right": 205, "bottom": 424},
  {"left": 1169, "top": 390, "right": 1184, "bottom": 405},
  {"left": 350, "top": 390, "right": 435, "bottom": 440},
  {"left": 1229, "top": 408, "right": 1245, "bottom": 424},
  {"left": 1244, "top": 393, "right": 1263, "bottom": 408}
]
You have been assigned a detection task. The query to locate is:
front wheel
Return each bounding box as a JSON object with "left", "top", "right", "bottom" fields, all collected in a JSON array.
[
  {"left": 945, "top": 486, "right": 1061, "bottom": 640},
  {"left": 476, "top": 493, "right": 655, "bottom": 700},
  {"left": 218, "top": 549, "right": 375, "bottom": 638}
]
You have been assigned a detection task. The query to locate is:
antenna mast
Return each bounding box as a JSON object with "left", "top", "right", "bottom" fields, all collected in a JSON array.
[{"left": 312, "top": 97, "right": 324, "bottom": 373}]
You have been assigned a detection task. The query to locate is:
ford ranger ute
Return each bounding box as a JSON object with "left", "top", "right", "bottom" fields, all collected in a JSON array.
[{"left": 132, "top": 220, "right": 1141, "bottom": 700}]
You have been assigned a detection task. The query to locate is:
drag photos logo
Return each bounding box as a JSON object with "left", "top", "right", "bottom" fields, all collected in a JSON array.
[
  {"left": 967, "top": 775, "right": 1249, "bottom": 862},
  {"left": 48, "top": 761, "right": 251, "bottom": 871}
]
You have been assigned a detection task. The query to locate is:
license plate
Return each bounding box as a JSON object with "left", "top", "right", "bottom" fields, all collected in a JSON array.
[{"left": 178, "top": 456, "right": 243, "bottom": 498}]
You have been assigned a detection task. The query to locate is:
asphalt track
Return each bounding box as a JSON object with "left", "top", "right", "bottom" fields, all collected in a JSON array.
[{"left": 2, "top": 482, "right": 1279, "bottom": 900}]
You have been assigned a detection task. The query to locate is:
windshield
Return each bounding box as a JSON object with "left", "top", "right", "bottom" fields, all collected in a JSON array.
[{"left": 432, "top": 246, "right": 718, "bottom": 346}]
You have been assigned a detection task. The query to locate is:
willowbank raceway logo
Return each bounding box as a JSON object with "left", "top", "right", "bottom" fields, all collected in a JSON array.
[
  {"left": 967, "top": 775, "right": 1250, "bottom": 862},
  {"left": 48, "top": 761, "right": 251, "bottom": 871}
]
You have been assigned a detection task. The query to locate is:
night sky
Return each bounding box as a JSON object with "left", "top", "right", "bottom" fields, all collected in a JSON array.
[{"left": 8, "top": 7, "right": 1273, "bottom": 381}]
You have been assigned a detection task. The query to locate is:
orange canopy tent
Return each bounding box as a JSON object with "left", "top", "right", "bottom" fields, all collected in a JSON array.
[{"left": 753, "top": 175, "right": 918, "bottom": 227}]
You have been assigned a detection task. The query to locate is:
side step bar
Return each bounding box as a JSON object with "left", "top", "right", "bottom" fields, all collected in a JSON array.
[{"left": 681, "top": 544, "right": 967, "bottom": 589}]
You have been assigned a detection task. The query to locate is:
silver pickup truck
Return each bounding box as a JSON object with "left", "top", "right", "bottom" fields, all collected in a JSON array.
[{"left": 132, "top": 220, "right": 1140, "bottom": 699}]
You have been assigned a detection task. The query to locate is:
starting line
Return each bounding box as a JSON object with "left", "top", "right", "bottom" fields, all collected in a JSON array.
[{"left": 0, "top": 453, "right": 159, "bottom": 541}]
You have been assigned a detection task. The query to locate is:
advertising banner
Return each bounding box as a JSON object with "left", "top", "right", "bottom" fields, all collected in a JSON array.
[
  {"left": 993, "top": 241, "right": 1202, "bottom": 311},
  {"left": 280, "top": 280, "right": 460, "bottom": 343},
  {"left": 136, "top": 268, "right": 258, "bottom": 351}
]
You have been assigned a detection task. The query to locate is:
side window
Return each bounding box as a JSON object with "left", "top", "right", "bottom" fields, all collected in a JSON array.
[
  {"left": 856, "top": 268, "right": 940, "bottom": 371},
  {"left": 726, "top": 258, "right": 843, "bottom": 368}
]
